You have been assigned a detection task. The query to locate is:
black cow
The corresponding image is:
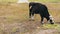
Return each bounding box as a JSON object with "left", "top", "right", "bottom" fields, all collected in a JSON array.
[{"left": 29, "top": 2, "right": 54, "bottom": 24}]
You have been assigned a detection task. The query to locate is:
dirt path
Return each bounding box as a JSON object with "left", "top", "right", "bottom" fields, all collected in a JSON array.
[
  {"left": 0, "top": 19, "right": 59, "bottom": 34},
  {"left": 32, "top": 29, "right": 57, "bottom": 34}
]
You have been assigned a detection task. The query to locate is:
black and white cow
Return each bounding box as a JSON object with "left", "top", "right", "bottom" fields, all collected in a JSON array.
[{"left": 29, "top": 2, "right": 54, "bottom": 24}]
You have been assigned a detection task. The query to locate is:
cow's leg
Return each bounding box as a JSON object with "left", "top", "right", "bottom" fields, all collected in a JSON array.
[
  {"left": 29, "top": 6, "right": 35, "bottom": 21},
  {"left": 29, "top": 11, "right": 32, "bottom": 18},
  {"left": 40, "top": 16, "right": 44, "bottom": 24},
  {"left": 31, "top": 12, "right": 34, "bottom": 21},
  {"left": 29, "top": 7, "right": 32, "bottom": 20}
]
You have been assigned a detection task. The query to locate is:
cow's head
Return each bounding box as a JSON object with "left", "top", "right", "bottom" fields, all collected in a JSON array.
[{"left": 49, "top": 15, "right": 54, "bottom": 24}]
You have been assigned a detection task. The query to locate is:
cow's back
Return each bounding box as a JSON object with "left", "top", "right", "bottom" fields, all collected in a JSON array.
[{"left": 29, "top": 2, "right": 50, "bottom": 17}]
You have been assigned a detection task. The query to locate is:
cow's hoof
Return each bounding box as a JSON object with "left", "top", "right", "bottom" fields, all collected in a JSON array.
[
  {"left": 32, "top": 19, "right": 35, "bottom": 21},
  {"left": 29, "top": 19, "right": 31, "bottom": 21},
  {"left": 41, "top": 22, "right": 44, "bottom": 25},
  {"left": 41, "top": 23, "right": 44, "bottom": 25},
  {"left": 29, "top": 19, "right": 35, "bottom": 21}
]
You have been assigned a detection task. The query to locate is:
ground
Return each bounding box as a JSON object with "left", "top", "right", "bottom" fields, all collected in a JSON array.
[{"left": 0, "top": 3, "right": 60, "bottom": 34}]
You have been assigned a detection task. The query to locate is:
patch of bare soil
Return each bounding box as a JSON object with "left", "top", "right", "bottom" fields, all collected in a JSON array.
[
  {"left": 3, "top": 20, "right": 58, "bottom": 34},
  {"left": 33, "top": 29, "right": 57, "bottom": 34}
]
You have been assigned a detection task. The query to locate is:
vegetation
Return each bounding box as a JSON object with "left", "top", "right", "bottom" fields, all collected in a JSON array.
[
  {"left": 0, "top": 0, "right": 60, "bottom": 3},
  {"left": 0, "top": 0, "right": 60, "bottom": 34},
  {"left": 29, "top": 0, "right": 60, "bottom": 3}
]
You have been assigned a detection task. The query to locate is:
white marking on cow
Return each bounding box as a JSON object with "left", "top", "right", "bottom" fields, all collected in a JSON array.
[
  {"left": 17, "top": 0, "right": 29, "bottom": 3},
  {"left": 42, "top": 21, "right": 44, "bottom": 24},
  {"left": 49, "top": 15, "right": 53, "bottom": 20},
  {"left": 30, "top": 6, "right": 32, "bottom": 9},
  {"left": 31, "top": 16, "right": 34, "bottom": 20}
]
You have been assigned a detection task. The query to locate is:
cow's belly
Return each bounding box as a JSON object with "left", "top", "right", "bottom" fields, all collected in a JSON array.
[{"left": 34, "top": 11, "right": 39, "bottom": 14}]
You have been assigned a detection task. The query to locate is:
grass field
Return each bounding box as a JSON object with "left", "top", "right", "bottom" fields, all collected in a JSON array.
[
  {"left": 0, "top": 3, "right": 60, "bottom": 34},
  {"left": 0, "top": 0, "right": 60, "bottom": 3},
  {"left": 0, "top": 0, "right": 60, "bottom": 34},
  {"left": 29, "top": 0, "right": 60, "bottom": 3}
]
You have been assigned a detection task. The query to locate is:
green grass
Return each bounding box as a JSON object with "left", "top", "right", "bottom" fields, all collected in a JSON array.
[{"left": 42, "top": 24, "right": 60, "bottom": 33}]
